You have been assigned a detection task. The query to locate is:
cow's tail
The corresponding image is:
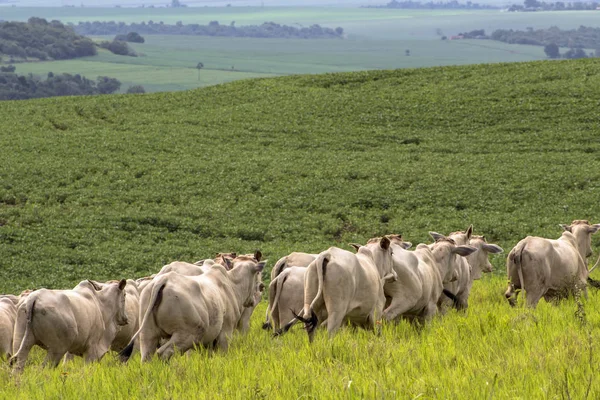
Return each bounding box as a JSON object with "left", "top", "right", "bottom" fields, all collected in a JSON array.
[
  {"left": 263, "top": 256, "right": 288, "bottom": 329},
  {"left": 9, "top": 297, "right": 37, "bottom": 367},
  {"left": 514, "top": 242, "right": 526, "bottom": 295},
  {"left": 303, "top": 253, "right": 328, "bottom": 342},
  {"left": 119, "top": 279, "right": 166, "bottom": 363},
  {"left": 267, "top": 272, "right": 287, "bottom": 331},
  {"left": 442, "top": 289, "right": 459, "bottom": 307}
]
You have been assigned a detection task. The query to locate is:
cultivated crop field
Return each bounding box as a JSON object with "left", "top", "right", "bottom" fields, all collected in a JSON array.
[
  {"left": 3, "top": 7, "right": 600, "bottom": 92},
  {"left": 1, "top": 59, "right": 600, "bottom": 397}
]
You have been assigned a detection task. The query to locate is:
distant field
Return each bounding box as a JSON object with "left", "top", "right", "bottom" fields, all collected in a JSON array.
[
  {"left": 13, "top": 36, "right": 551, "bottom": 92},
  {"left": 3, "top": 7, "right": 600, "bottom": 92}
]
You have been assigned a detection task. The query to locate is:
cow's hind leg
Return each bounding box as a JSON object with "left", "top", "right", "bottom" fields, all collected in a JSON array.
[
  {"left": 10, "top": 331, "right": 36, "bottom": 373},
  {"left": 157, "top": 332, "right": 197, "bottom": 361},
  {"left": 140, "top": 332, "right": 161, "bottom": 363},
  {"left": 325, "top": 311, "right": 345, "bottom": 339},
  {"left": 525, "top": 290, "right": 543, "bottom": 308},
  {"left": 44, "top": 349, "right": 67, "bottom": 368}
]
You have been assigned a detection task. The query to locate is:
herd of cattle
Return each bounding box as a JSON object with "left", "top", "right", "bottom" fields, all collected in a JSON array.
[{"left": 0, "top": 219, "right": 598, "bottom": 372}]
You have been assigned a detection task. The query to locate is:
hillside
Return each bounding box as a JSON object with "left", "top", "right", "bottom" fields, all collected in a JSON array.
[
  {"left": 1, "top": 59, "right": 600, "bottom": 293},
  {"left": 2, "top": 59, "right": 600, "bottom": 398}
]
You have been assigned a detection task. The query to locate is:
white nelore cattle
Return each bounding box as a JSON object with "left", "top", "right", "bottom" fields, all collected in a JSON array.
[
  {"left": 298, "top": 237, "right": 396, "bottom": 341},
  {"left": 382, "top": 234, "right": 477, "bottom": 324},
  {"left": 157, "top": 253, "right": 238, "bottom": 277},
  {"left": 505, "top": 220, "right": 600, "bottom": 308},
  {"left": 0, "top": 296, "right": 18, "bottom": 358},
  {"left": 431, "top": 226, "right": 503, "bottom": 310},
  {"left": 11, "top": 290, "right": 33, "bottom": 357},
  {"left": 11, "top": 280, "right": 128, "bottom": 372},
  {"left": 268, "top": 266, "right": 307, "bottom": 333},
  {"left": 120, "top": 255, "right": 265, "bottom": 362},
  {"left": 263, "top": 252, "right": 317, "bottom": 330},
  {"left": 111, "top": 280, "right": 141, "bottom": 352}
]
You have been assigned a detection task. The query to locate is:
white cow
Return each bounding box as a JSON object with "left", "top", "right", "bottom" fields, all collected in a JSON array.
[
  {"left": 505, "top": 220, "right": 600, "bottom": 308},
  {"left": 268, "top": 266, "right": 307, "bottom": 334},
  {"left": 111, "top": 279, "right": 141, "bottom": 352},
  {"left": 263, "top": 252, "right": 317, "bottom": 330},
  {"left": 120, "top": 256, "right": 265, "bottom": 362},
  {"left": 431, "top": 227, "right": 503, "bottom": 310},
  {"left": 298, "top": 237, "right": 396, "bottom": 341},
  {"left": 11, "top": 279, "right": 128, "bottom": 372},
  {"left": 0, "top": 297, "right": 17, "bottom": 358},
  {"left": 382, "top": 234, "right": 477, "bottom": 324}
]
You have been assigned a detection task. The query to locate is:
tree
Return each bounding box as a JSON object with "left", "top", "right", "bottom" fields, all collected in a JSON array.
[
  {"left": 196, "top": 62, "right": 204, "bottom": 81},
  {"left": 563, "top": 48, "right": 587, "bottom": 59},
  {"left": 96, "top": 76, "right": 121, "bottom": 94},
  {"left": 544, "top": 43, "right": 560, "bottom": 59},
  {"left": 524, "top": 0, "right": 539, "bottom": 7}
]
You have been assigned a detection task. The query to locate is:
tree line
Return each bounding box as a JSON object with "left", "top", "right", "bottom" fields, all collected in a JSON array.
[
  {"left": 0, "top": 17, "right": 96, "bottom": 61},
  {"left": 508, "top": 0, "right": 598, "bottom": 11},
  {"left": 490, "top": 26, "right": 600, "bottom": 50},
  {"left": 0, "top": 65, "right": 145, "bottom": 101},
  {"left": 364, "top": 0, "right": 499, "bottom": 9},
  {"left": 72, "top": 20, "right": 344, "bottom": 39}
]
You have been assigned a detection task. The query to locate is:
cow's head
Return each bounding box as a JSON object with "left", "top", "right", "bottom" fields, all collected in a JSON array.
[
  {"left": 94, "top": 279, "right": 128, "bottom": 327},
  {"left": 230, "top": 255, "right": 266, "bottom": 308},
  {"left": 447, "top": 225, "right": 473, "bottom": 246},
  {"left": 355, "top": 236, "right": 396, "bottom": 282},
  {"left": 467, "top": 235, "right": 503, "bottom": 280},
  {"left": 561, "top": 220, "right": 600, "bottom": 259},
  {"left": 428, "top": 232, "right": 477, "bottom": 283}
]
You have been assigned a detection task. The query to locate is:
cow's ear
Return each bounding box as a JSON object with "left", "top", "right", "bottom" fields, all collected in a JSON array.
[
  {"left": 87, "top": 280, "right": 102, "bottom": 291},
  {"left": 118, "top": 279, "right": 127, "bottom": 291},
  {"left": 254, "top": 250, "right": 262, "bottom": 262},
  {"left": 560, "top": 224, "right": 572, "bottom": 232},
  {"left": 452, "top": 245, "right": 477, "bottom": 257},
  {"left": 399, "top": 241, "right": 412, "bottom": 250},
  {"left": 379, "top": 236, "right": 391, "bottom": 250},
  {"left": 429, "top": 231, "right": 445, "bottom": 242},
  {"left": 231, "top": 252, "right": 237, "bottom": 259},
  {"left": 256, "top": 261, "right": 266, "bottom": 272},
  {"left": 588, "top": 224, "right": 600, "bottom": 234},
  {"left": 466, "top": 225, "right": 473, "bottom": 239},
  {"left": 482, "top": 243, "right": 503, "bottom": 254},
  {"left": 348, "top": 243, "right": 361, "bottom": 252}
]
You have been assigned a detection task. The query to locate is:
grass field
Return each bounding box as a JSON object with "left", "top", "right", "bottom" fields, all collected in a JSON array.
[
  {"left": 1, "top": 59, "right": 600, "bottom": 396},
  {"left": 3, "top": 7, "right": 600, "bottom": 92}
]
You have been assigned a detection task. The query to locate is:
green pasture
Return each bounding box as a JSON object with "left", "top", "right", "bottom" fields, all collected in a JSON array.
[
  {"left": 2, "top": 277, "right": 600, "bottom": 399},
  {"left": 3, "top": 7, "right": 600, "bottom": 92},
  {"left": 2, "top": 56, "right": 600, "bottom": 397},
  {"left": 12, "top": 36, "right": 551, "bottom": 92}
]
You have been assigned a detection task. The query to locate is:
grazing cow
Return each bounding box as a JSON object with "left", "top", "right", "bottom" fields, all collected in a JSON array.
[
  {"left": 263, "top": 252, "right": 317, "bottom": 330},
  {"left": 10, "top": 280, "right": 128, "bottom": 372},
  {"left": 431, "top": 227, "right": 503, "bottom": 310},
  {"left": 0, "top": 297, "right": 17, "bottom": 358},
  {"left": 119, "top": 255, "right": 265, "bottom": 362},
  {"left": 382, "top": 234, "right": 477, "bottom": 324},
  {"left": 268, "top": 266, "right": 307, "bottom": 333},
  {"left": 111, "top": 279, "right": 141, "bottom": 352},
  {"left": 505, "top": 220, "right": 600, "bottom": 308},
  {"left": 297, "top": 237, "right": 396, "bottom": 342}
]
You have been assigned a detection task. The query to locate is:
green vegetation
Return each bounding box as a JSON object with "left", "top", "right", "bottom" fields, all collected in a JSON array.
[
  {"left": 3, "top": 7, "right": 600, "bottom": 92},
  {"left": 491, "top": 25, "right": 600, "bottom": 49},
  {"left": 0, "top": 17, "right": 96, "bottom": 61},
  {"left": 0, "top": 69, "right": 121, "bottom": 100},
  {"left": 1, "top": 59, "right": 600, "bottom": 397},
  {"left": 73, "top": 20, "right": 344, "bottom": 39}
]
